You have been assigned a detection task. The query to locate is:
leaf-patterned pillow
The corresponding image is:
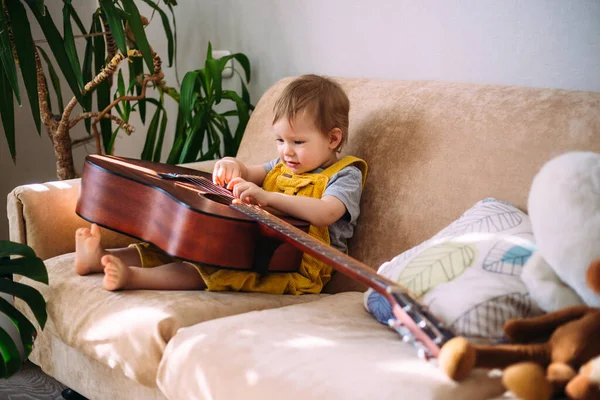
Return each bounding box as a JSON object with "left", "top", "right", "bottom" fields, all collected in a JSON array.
[{"left": 363, "top": 198, "right": 543, "bottom": 341}]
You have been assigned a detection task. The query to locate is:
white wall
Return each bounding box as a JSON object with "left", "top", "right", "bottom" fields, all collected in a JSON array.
[{"left": 2, "top": 0, "right": 599, "bottom": 240}]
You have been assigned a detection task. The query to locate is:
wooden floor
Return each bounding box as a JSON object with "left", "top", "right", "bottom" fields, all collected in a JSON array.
[{"left": 0, "top": 361, "right": 67, "bottom": 400}]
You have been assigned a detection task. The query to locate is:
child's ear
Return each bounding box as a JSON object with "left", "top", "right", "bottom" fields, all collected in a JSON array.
[{"left": 328, "top": 128, "right": 343, "bottom": 149}]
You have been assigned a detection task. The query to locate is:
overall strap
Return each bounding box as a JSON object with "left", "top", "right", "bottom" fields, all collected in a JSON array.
[{"left": 321, "top": 156, "right": 368, "bottom": 188}]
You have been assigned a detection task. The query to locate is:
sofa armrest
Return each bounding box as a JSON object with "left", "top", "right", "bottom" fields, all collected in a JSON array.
[
  {"left": 7, "top": 178, "right": 135, "bottom": 260},
  {"left": 7, "top": 160, "right": 218, "bottom": 261}
]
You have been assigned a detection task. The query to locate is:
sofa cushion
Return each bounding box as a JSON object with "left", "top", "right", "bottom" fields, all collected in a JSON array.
[
  {"left": 156, "top": 292, "right": 505, "bottom": 400},
  {"left": 16, "top": 252, "right": 325, "bottom": 387},
  {"left": 364, "top": 198, "right": 543, "bottom": 341}
]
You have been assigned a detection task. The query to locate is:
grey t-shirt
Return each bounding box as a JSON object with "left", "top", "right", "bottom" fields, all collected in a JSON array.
[{"left": 263, "top": 158, "right": 363, "bottom": 253}]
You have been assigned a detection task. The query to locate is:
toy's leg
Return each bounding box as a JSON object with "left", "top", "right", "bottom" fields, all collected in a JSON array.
[
  {"left": 438, "top": 337, "right": 549, "bottom": 381},
  {"left": 502, "top": 362, "right": 553, "bottom": 400},
  {"left": 504, "top": 305, "right": 591, "bottom": 343}
]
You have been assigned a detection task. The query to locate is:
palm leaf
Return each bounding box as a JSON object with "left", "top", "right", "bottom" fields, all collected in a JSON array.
[
  {"left": 166, "top": 111, "right": 186, "bottom": 164},
  {"left": 62, "top": 0, "right": 83, "bottom": 88},
  {"left": 36, "top": 46, "right": 64, "bottom": 114},
  {"left": 93, "top": 14, "right": 111, "bottom": 151},
  {"left": 179, "top": 70, "right": 201, "bottom": 124},
  {"left": 121, "top": 0, "right": 154, "bottom": 74},
  {"left": 0, "top": 61, "right": 16, "bottom": 162},
  {"left": 141, "top": 106, "right": 162, "bottom": 160},
  {"left": 0, "top": 327, "right": 21, "bottom": 378},
  {"left": 99, "top": 0, "right": 127, "bottom": 55},
  {"left": 140, "top": 0, "right": 174, "bottom": 67},
  {"left": 67, "top": 3, "right": 87, "bottom": 35},
  {"left": 24, "top": 1, "right": 85, "bottom": 107},
  {"left": 0, "top": 4, "right": 21, "bottom": 104},
  {"left": 206, "top": 58, "right": 222, "bottom": 104},
  {"left": 0, "top": 279, "right": 46, "bottom": 329},
  {"left": 0, "top": 297, "right": 35, "bottom": 360},
  {"left": 6, "top": 0, "right": 40, "bottom": 134},
  {"left": 0, "top": 241, "right": 36, "bottom": 259},
  {"left": 115, "top": 69, "right": 130, "bottom": 121},
  {"left": 179, "top": 109, "right": 207, "bottom": 163},
  {"left": 153, "top": 106, "right": 168, "bottom": 162},
  {"left": 128, "top": 55, "right": 145, "bottom": 123},
  {"left": 0, "top": 257, "right": 48, "bottom": 285},
  {"left": 166, "top": 2, "right": 179, "bottom": 84},
  {"left": 81, "top": 16, "right": 95, "bottom": 134},
  {"left": 30, "top": 0, "right": 45, "bottom": 15},
  {"left": 219, "top": 52, "right": 251, "bottom": 83},
  {"left": 221, "top": 90, "right": 250, "bottom": 149}
]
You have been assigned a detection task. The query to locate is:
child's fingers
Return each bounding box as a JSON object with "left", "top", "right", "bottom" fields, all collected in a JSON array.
[
  {"left": 212, "top": 165, "right": 224, "bottom": 186},
  {"left": 227, "top": 177, "right": 245, "bottom": 190}
]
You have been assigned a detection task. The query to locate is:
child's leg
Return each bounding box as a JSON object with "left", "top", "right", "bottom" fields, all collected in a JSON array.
[
  {"left": 101, "top": 254, "right": 206, "bottom": 291},
  {"left": 74, "top": 223, "right": 141, "bottom": 275}
]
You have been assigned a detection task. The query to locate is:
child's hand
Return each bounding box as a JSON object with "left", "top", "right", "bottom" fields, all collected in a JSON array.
[
  {"left": 229, "top": 177, "right": 270, "bottom": 206},
  {"left": 213, "top": 157, "right": 246, "bottom": 187}
]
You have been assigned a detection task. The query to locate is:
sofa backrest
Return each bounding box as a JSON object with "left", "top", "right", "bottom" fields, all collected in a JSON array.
[{"left": 236, "top": 77, "right": 600, "bottom": 293}]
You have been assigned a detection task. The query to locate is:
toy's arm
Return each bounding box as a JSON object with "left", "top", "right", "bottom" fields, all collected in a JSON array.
[
  {"left": 504, "top": 304, "right": 591, "bottom": 343},
  {"left": 521, "top": 251, "right": 584, "bottom": 312}
]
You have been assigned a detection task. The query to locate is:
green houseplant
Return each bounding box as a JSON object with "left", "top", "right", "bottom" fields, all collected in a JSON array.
[
  {"left": 0, "top": 241, "right": 48, "bottom": 378},
  {"left": 1, "top": 0, "right": 178, "bottom": 179},
  {"left": 165, "top": 42, "right": 253, "bottom": 164},
  {"left": 1, "top": 1, "right": 253, "bottom": 179}
]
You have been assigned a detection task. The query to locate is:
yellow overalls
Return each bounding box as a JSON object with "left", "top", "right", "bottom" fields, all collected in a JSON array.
[
  {"left": 197, "top": 155, "right": 367, "bottom": 294},
  {"left": 133, "top": 156, "right": 367, "bottom": 295}
]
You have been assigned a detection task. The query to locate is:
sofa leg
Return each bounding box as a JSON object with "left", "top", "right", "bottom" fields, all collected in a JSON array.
[{"left": 62, "top": 388, "right": 88, "bottom": 400}]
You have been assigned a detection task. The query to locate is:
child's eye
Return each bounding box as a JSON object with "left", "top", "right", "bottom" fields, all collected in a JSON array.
[
  {"left": 294, "top": 140, "right": 304, "bottom": 145},
  {"left": 275, "top": 138, "right": 284, "bottom": 143}
]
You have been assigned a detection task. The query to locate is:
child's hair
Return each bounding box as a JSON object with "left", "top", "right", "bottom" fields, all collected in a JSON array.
[{"left": 273, "top": 74, "right": 350, "bottom": 152}]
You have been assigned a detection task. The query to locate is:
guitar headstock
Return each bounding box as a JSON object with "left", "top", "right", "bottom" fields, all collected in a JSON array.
[{"left": 386, "top": 286, "right": 455, "bottom": 359}]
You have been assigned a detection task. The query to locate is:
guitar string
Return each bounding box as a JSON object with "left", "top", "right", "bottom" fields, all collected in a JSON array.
[{"left": 169, "top": 173, "right": 448, "bottom": 345}]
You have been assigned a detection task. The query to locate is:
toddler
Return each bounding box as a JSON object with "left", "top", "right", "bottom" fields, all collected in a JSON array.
[{"left": 74, "top": 74, "right": 367, "bottom": 295}]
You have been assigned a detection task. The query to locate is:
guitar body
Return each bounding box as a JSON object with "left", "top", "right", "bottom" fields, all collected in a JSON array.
[{"left": 76, "top": 155, "right": 309, "bottom": 272}]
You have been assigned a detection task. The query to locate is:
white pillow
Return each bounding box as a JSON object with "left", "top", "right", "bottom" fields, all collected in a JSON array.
[{"left": 364, "top": 198, "right": 543, "bottom": 341}]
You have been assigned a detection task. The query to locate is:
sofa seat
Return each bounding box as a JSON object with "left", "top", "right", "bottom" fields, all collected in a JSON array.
[
  {"left": 17, "top": 252, "right": 326, "bottom": 387},
  {"left": 156, "top": 292, "right": 505, "bottom": 400}
]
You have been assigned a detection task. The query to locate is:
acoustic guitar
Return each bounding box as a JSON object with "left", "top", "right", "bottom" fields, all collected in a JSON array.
[{"left": 76, "top": 154, "right": 455, "bottom": 358}]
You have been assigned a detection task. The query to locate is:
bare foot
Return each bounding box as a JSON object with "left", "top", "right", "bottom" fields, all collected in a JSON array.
[
  {"left": 101, "top": 254, "right": 131, "bottom": 291},
  {"left": 74, "top": 224, "right": 107, "bottom": 275}
]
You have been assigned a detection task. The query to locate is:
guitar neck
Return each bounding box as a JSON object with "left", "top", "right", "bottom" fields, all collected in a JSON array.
[
  {"left": 230, "top": 202, "right": 395, "bottom": 294},
  {"left": 231, "top": 202, "right": 455, "bottom": 359}
]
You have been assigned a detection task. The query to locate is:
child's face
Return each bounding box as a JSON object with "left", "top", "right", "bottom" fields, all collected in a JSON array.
[{"left": 272, "top": 112, "right": 340, "bottom": 174}]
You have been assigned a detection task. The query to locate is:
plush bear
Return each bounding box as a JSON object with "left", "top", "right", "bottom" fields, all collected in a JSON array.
[{"left": 437, "top": 152, "right": 600, "bottom": 400}]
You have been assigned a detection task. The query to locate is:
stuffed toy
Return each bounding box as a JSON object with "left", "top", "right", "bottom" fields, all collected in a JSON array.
[
  {"left": 521, "top": 151, "right": 600, "bottom": 312},
  {"left": 438, "top": 302, "right": 600, "bottom": 400},
  {"left": 437, "top": 152, "right": 600, "bottom": 400}
]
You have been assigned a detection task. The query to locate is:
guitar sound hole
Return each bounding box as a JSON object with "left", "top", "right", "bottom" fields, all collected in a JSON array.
[{"left": 201, "top": 192, "right": 232, "bottom": 205}]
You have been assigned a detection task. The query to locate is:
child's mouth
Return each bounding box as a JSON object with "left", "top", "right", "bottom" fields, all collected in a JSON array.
[{"left": 286, "top": 161, "right": 299, "bottom": 168}]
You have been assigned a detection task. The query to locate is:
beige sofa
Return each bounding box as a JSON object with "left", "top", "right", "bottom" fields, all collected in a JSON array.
[{"left": 9, "top": 77, "right": 600, "bottom": 400}]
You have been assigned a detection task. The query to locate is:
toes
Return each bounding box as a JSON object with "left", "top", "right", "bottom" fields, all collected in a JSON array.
[
  {"left": 90, "top": 223, "right": 100, "bottom": 237},
  {"left": 101, "top": 254, "right": 114, "bottom": 266},
  {"left": 76, "top": 228, "right": 90, "bottom": 237}
]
